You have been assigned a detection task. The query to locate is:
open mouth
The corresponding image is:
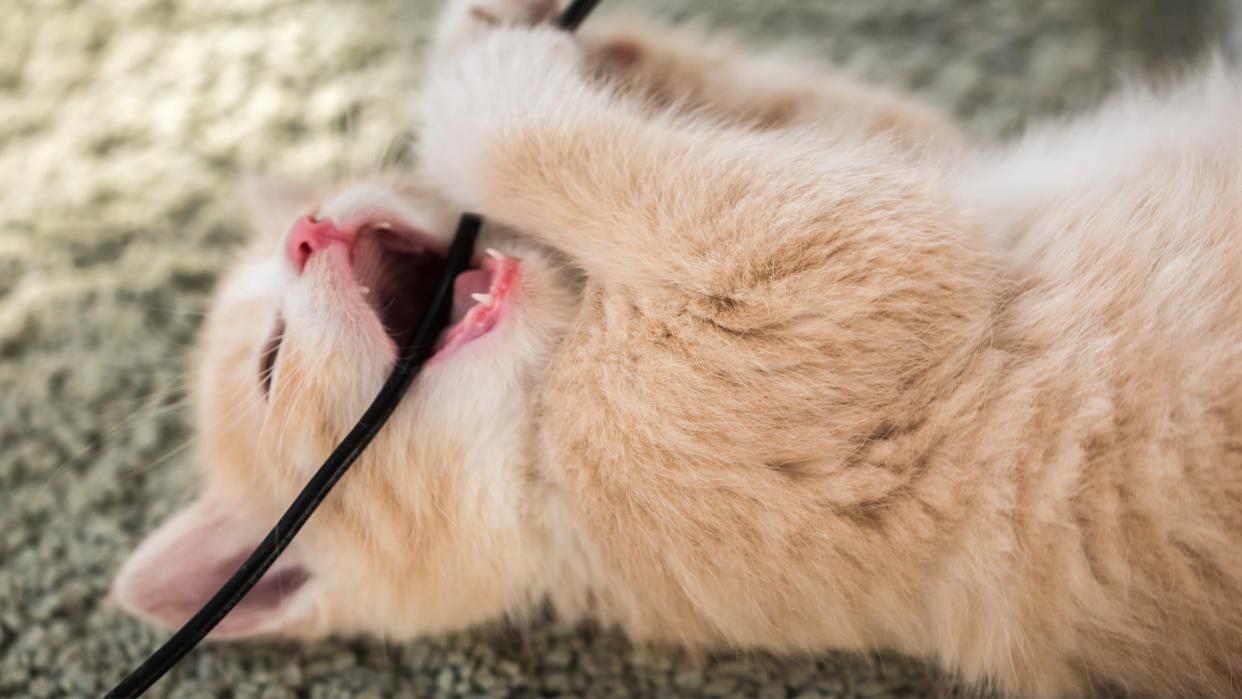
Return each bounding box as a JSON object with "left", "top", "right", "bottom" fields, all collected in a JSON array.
[{"left": 347, "top": 222, "right": 518, "bottom": 357}]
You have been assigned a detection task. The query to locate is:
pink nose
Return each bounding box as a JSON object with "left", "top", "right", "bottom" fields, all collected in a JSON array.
[{"left": 285, "top": 215, "right": 350, "bottom": 272}]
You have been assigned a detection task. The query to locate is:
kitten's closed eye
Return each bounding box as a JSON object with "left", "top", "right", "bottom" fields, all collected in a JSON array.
[{"left": 259, "top": 316, "right": 284, "bottom": 399}]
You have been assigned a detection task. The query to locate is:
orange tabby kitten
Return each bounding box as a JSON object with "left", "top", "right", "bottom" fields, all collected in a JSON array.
[{"left": 113, "top": 1, "right": 1242, "bottom": 696}]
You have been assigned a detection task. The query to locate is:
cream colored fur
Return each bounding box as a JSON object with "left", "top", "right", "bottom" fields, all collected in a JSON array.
[{"left": 113, "top": 2, "right": 1242, "bottom": 697}]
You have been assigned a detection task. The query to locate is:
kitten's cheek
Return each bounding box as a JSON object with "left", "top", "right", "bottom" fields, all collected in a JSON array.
[{"left": 260, "top": 345, "right": 391, "bottom": 466}]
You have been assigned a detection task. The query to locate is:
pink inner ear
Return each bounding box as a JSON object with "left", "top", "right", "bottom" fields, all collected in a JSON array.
[{"left": 113, "top": 497, "right": 316, "bottom": 638}]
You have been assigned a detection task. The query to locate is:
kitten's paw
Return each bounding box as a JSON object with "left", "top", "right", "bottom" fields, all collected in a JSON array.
[
  {"left": 432, "top": 0, "right": 563, "bottom": 63},
  {"left": 417, "top": 26, "right": 591, "bottom": 209},
  {"left": 466, "top": 0, "right": 561, "bottom": 28}
]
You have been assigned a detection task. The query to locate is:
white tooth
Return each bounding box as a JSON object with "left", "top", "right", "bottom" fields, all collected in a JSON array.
[
  {"left": 360, "top": 286, "right": 371, "bottom": 295},
  {"left": 471, "top": 293, "right": 493, "bottom": 305},
  {"left": 485, "top": 248, "right": 505, "bottom": 260}
]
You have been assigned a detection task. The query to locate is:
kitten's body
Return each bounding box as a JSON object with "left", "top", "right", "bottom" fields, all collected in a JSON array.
[
  {"left": 947, "top": 73, "right": 1242, "bottom": 695},
  {"left": 114, "top": 3, "right": 1242, "bottom": 697}
]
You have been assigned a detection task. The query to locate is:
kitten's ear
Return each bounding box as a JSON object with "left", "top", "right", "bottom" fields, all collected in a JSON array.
[
  {"left": 111, "top": 494, "right": 323, "bottom": 639},
  {"left": 238, "top": 174, "right": 321, "bottom": 238}
]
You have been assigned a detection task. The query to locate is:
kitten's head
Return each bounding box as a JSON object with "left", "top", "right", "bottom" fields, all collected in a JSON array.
[{"left": 112, "top": 174, "right": 581, "bottom": 639}]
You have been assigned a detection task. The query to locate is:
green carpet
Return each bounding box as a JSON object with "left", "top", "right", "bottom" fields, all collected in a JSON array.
[{"left": 0, "top": 0, "right": 1228, "bottom": 696}]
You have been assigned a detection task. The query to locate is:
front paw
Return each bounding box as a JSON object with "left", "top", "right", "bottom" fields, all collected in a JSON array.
[
  {"left": 432, "top": 0, "right": 564, "bottom": 64},
  {"left": 416, "top": 27, "right": 589, "bottom": 209}
]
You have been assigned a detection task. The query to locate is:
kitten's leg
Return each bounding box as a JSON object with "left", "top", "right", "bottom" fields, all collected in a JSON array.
[
  {"left": 578, "top": 20, "right": 963, "bottom": 158},
  {"left": 414, "top": 22, "right": 989, "bottom": 467},
  {"left": 428, "top": 0, "right": 561, "bottom": 72},
  {"left": 427, "top": 1, "right": 958, "bottom": 158},
  {"left": 417, "top": 26, "right": 972, "bottom": 298}
]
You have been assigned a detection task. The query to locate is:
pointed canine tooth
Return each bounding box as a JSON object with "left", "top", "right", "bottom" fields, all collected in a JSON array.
[
  {"left": 471, "top": 293, "right": 493, "bottom": 305},
  {"left": 485, "top": 248, "right": 505, "bottom": 260}
]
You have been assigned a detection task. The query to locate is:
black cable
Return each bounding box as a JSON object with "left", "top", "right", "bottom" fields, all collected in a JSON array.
[
  {"left": 556, "top": 0, "right": 602, "bottom": 31},
  {"left": 104, "top": 1, "right": 603, "bottom": 695}
]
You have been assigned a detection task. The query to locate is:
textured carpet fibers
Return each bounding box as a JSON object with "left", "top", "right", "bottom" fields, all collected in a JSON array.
[{"left": 0, "top": 0, "right": 1228, "bottom": 697}]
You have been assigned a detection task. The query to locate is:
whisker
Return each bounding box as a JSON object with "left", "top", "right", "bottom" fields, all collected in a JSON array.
[
  {"left": 35, "top": 372, "right": 194, "bottom": 497},
  {"left": 117, "top": 300, "right": 211, "bottom": 317},
  {"left": 126, "top": 385, "right": 259, "bottom": 478},
  {"left": 263, "top": 344, "right": 328, "bottom": 471}
]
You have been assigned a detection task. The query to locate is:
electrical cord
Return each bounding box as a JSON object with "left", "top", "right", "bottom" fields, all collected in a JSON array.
[{"left": 104, "top": 1, "right": 602, "bottom": 695}]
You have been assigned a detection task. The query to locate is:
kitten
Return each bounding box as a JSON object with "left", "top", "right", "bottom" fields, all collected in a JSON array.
[{"left": 113, "top": 1, "right": 1242, "bottom": 696}]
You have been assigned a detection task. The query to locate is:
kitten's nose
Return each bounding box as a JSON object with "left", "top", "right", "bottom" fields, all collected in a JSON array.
[{"left": 286, "top": 215, "right": 350, "bottom": 272}]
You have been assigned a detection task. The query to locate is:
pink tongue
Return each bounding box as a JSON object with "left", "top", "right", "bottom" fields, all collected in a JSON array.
[{"left": 451, "top": 269, "right": 494, "bottom": 323}]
